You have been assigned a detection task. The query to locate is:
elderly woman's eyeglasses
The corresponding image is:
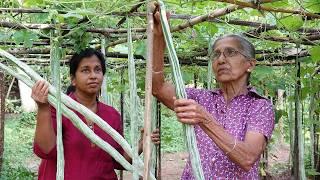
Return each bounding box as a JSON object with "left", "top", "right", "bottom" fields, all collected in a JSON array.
[{"left": 210, "top": 47, "right": 249, "bottom": 61}]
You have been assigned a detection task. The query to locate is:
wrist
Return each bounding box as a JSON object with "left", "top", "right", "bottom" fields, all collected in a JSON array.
[
  {"left": 199, "top": 111, "right": 212, "bottom": 125},
  {"left": 37, "top": 102, "right": 50, "bottom": 109}
]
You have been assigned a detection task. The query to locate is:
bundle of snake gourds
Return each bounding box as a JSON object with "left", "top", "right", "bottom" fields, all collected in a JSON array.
[{"left": 0, "top": 49, "right": 156, "bottom": 180}]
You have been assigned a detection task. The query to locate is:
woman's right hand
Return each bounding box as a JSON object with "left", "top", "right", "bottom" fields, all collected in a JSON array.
[
  {"left": 152, "top": 2, "right": 170, "bottom": 37},
  {"left": 31, "top": 80, "right": 49, "bottom": 107}
]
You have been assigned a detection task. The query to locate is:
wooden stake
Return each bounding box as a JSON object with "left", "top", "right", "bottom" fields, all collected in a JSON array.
[
  {"left": 143, "top": 2, "right": 154, "bottom": 180},
  {"left": 0, "top": 72, "right": 5, "bottom": 170}
]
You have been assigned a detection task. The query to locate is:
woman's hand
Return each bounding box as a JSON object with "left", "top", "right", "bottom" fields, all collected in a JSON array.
[
  {"left": 173, "top": 97, "right": 212, "bottom": 125},
  {"left": 139, "top": 128, "right": 160, "bottom": 145},
  {"left": 151, "top": 128, "right": 160, "bottom": 145},
  {"left": 31, "top": 80, "right": 49, "bottom": 107},
  {"left": 152, "top": 2, "right": 170, "bottom": 37},
  {"left": 138, "top": 128, "right": 161, "bottom": 154}
]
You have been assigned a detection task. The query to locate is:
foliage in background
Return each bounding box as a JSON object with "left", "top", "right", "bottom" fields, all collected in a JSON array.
[{"left": 0, "top": 113, "right": 37, "bottom": 180}]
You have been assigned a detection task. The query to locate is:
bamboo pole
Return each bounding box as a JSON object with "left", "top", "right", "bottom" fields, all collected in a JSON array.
[
  {"left": 143, "top": 2, "right": 154, "bottom": 179},
  {"left": 119, "top": 68, "right": 125, "bottom": 180},
  {"left": 309, "top": 82, "right": 316, "bottom": 173},
  {"left": 127, "top": 19, "right": 139, "bottom": 180},
  {"left": 0, "top": 71, "right": 4, "bottom": 171},
  {"left": 156, "top": 100, "right": 161, "bottom": 180},
  {"left": 293, "top": 44, "right": 306, "bottom": 179},
  {"left": 215, "top": 0, "right": 320, "bottom": 19}
]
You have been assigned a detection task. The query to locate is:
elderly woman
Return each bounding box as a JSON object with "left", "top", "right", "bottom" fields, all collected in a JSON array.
[{"left": 152, "top": 11, "right": 275, "bottom": 179}]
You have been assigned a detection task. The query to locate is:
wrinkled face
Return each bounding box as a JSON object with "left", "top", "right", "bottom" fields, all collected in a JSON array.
[
  {"left": 211, "top": 37, "right": 255, "bottom": 84},
  {"left": 72, "top": 55, "right": 104, "bottom": 95}
]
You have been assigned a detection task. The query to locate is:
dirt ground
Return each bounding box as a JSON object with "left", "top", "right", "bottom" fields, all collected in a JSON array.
[
  {"left": 122, "top": 152, "right": 188, "bottom": 180},
  {"left": 26, "top": 144, "right": 290, "bottom": 179}
]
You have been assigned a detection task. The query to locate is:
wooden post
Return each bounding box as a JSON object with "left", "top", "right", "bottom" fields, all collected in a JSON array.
[
  {"left": 143, "top": 2, "right": 154, "bottom": 179},
  {"left": 0, "top": 72, "right": 5, "bottom": 170},
  {"left": 293, "top": 48, "right": 306, "bottom": 179},
  {"left": 156, "top": 100, "right": 161, "bottom": 180},
  {"left": 119, "top": 68, "right": 124, "bottom": 180}
]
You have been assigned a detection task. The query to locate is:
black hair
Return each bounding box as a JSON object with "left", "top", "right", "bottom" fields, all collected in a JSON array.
[{"left": 66, "top": 48, "right": 106, "bottom": 95}]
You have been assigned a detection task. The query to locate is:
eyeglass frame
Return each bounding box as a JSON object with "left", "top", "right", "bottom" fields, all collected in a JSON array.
[{"left": 209, "top": 47, "right": 252, "bottom": 61}]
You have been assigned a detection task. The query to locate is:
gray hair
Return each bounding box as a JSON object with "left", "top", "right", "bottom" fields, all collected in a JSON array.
[{"left": 212, "top": 34, "right": 255, "bottom": 59}]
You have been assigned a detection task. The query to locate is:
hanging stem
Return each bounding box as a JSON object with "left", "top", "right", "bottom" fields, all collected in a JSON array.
[
  {"left": 158, "top": 1, "right": 205, "bottom": 179},
  {"left": 127, "top": 18, "right": 139, "bottom": 180},
  {"left": 50, "top": 34, "right": 64, "bottom": 180}
]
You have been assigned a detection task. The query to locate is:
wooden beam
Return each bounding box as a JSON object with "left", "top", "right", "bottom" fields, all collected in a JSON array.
[
  {"left": 215, "top": 0, "right": 320, "bottom": 19},
  {"left": 107, "top": 4, "right": 243, "bottom": 47},
  {"left": 0, "top": 21, "right": 146, "bottom": 36},
  {"left": 245, "top": 32, "right": 319, "bottom": 46},
  {"left": 106, "top": 0, "right": 277, "bottom": 47}
]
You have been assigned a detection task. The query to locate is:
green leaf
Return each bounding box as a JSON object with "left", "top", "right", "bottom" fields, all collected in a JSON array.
[
  {"left": 202, "top": 22, "right": 218, "bottom": 36},
  {"left": 304, "top": 0, "right": 320, "bottom": 13},
  {"left": 306, "top": 168, "right": 320, "bottom": 176},
  {"left": 0, "top": 31, "right": 12, "bottom": 41},
  {"left": 310, "top": 46, "right": 320, "bottom": 62},
  {"left": 277, "top": 15, "right": 303, "bottom": 31},
  {"left": 134, "top": 41, "right": 146, "bottom": 59},
  {"left": 23, "top": 0, "right": 44, "bottom": 7},
  {"left": 12, "top": 30, "right": 39, "bottom": 48}
]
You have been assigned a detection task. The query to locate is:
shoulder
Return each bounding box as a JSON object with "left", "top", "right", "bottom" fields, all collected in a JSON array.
[
  {"left": 248, "top": 87, "right": 273, "bottom": 110},
  {"left": 98, "top": 102, "right": 120, "bottom": 117}
]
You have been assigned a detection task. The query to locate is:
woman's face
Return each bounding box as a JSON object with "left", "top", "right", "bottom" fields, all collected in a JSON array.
[
  {"left": 72, "top": 55, "right": 104, "bottom": 95},
  {"left": 211, "top": 37, "right": 254, "bottom": 84}
]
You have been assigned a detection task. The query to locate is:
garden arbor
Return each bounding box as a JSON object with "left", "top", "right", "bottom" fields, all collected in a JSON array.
[{"left": 0, "top": 0, "right": 319, "bottom": 179}]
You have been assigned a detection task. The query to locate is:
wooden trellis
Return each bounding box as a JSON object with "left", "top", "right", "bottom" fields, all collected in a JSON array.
[{"left": 0, "top": 0, "right": 319, "bottom": 179}]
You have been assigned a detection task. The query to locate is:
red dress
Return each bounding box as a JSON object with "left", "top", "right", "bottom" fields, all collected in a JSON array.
[{"left": 34, "top": 93, "right": 124, "bottom": 180}]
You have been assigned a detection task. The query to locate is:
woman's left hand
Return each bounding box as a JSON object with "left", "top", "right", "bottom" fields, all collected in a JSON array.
[
  {"left": 139, "top": 128, "right": 161, "bottom": 145},
  {"left": 173, "top": 97, "right": 212, "bottom": 125}
]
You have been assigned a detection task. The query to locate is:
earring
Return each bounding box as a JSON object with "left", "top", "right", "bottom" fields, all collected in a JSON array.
[{"left": 247, "top": 69, "right": 251, "bottom": 72}]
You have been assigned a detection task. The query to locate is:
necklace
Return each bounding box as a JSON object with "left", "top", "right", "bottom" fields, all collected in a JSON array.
[
  {"left": 87, "top": 120, "right": 95, "bottom": 148},
  {"left": 86, "top": 103, "right": 98, "bottom": 148}
]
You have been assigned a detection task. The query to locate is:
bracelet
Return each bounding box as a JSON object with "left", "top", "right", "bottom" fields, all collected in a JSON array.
[
  {"left": 152, "top": 70, "right": 163, "bottom": 74},
  {"left": 226, "top": 138, "right": 237, "bottom": 155}
]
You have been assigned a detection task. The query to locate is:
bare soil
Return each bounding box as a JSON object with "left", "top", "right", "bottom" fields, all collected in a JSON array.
[{"left": 27, "top": 144, "right": 290, "bottom": 180}]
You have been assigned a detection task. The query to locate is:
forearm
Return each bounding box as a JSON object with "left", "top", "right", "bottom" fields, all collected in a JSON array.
[
  {"left": 152, "top": 35, "right": 166, "bottom": 93},
  {"left": 34, "top": 105, "right": 56, "bottom": 154},
  {"left": 199, "top": 117, "right": 264, "bottom": 171}
]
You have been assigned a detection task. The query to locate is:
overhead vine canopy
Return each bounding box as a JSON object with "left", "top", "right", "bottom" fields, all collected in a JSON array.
[{"left": 0, "top": 0, "right": 319, "bottom": 68}]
